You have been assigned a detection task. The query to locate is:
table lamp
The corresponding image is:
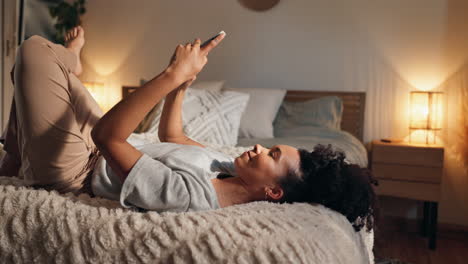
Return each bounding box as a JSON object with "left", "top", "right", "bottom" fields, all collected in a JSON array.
[
  {"left": 409, "top": 91, "right": 443, "bottom": 144},
  {"left": 83, "top": 81, "right": 106, "bottom": 111}
]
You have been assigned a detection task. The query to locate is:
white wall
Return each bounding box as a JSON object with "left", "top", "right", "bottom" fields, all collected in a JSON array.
[{"left": 79, "top": 0, "right": 468, "bottom": 227}]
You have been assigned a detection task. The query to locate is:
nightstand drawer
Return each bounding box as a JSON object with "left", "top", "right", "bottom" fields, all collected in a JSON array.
[
  {"left": 372, "top": 144, "right": 443, "bottom": 167},
  {"left": 372, "top": 163, "right": 442, "bottom": 183},
  {"left": 375, "top": 179, "right": 440, "bottom": 202}
]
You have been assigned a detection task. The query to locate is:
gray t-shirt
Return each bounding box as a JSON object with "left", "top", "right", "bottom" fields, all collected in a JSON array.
[{"left": 91, "top": 142, "right": 236, "bottom": 212}]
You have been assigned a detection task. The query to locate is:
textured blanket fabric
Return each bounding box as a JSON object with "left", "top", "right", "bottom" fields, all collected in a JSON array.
[
  {"left": 0, "top": 177, "right": 373, "bottom": 264},
  {"left": 0, "top": 142, "right": 374, "bottom": 263}
]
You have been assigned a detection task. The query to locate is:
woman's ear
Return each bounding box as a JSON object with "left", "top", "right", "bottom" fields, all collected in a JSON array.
[{"left": 266, "top": 185, "right": 284, "bottom": 201}]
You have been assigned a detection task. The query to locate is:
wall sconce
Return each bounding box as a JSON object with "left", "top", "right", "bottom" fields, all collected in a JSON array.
[
  {"left": 409, "top": 91, "right": 443, "bottom": 144},
  {"left": 82, "top": 82, "right": 108, "bottom": 111}
]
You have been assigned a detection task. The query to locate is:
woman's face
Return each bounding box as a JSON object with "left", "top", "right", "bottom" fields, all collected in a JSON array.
[{"left": 234, "top": 144, "right": 301, "bottom": 188}]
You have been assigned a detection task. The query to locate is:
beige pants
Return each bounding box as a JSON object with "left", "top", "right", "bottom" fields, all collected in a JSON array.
[{"left": 1, "top": 35, "right": 103, "bottom": 194}]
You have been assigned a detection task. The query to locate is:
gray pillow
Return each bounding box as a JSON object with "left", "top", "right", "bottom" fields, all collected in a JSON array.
[{"left": 274, "top": 96, "right": 343, "bottom": 136}]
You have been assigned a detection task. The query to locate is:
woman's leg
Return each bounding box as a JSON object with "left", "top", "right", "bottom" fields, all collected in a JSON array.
[
  {"left": 0, "top": 96, "right": 22, "bottom": 176},
  {"left": 12, "top": 32, "right": 103, "bottom": 194}
]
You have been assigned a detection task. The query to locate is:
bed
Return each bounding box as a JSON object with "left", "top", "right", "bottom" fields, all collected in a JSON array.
[
  {"left": 236, "top": 90, "right": 367, "bottom": 167},
  {"left": 0, "top": 86, "right": 373, "bottom": 263},
  {"left": 124, "top": 86, "right": 368, "bottom": 167}
]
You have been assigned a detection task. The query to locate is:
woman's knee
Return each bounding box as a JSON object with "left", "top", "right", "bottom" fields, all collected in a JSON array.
[
  {"left": 19, "top": 35, "right": 75, "bottom": 75},
  {"left": 18, "top": 36, "right": 56, "bottom": 66},
  {"left": 20, "top": 35, "right": 47, "bottom": 54}
]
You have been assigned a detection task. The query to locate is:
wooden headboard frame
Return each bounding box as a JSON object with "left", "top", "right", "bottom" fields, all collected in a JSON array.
[{"left": 122, "top": 86, "right": 366, "bottom": 142}]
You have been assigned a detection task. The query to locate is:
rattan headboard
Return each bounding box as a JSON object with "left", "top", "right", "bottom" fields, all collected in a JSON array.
[{"left": 122, "top": 86, "right": 366, "bottom": 142}]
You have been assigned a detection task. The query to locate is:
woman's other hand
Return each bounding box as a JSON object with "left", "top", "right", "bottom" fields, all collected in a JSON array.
[
  {"left": 177, "top": 76, "right": 196, "bottom": 92},
  {"left": 167, "top": 33, "right": 225, "bottom": 84}
]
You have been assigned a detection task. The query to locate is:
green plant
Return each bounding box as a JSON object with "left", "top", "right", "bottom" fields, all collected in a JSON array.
[{"left": 49, "top": 0, "right": 87, "bottom": 44}]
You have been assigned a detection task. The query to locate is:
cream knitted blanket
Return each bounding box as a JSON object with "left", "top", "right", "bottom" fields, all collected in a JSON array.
[
  {"left": 0, "top": 141, "right": 374, "bottom": 263},
  {"left": 0, "top": 177, "right": 373, "bottom": 264}
]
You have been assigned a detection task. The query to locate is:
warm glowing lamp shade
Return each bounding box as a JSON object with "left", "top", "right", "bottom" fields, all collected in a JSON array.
[
  {"left": 83, "top": 82, "right": 107, "bottom": 111},
  {"left": 409, "top": 91, "right": 443, "bottom": 144}
]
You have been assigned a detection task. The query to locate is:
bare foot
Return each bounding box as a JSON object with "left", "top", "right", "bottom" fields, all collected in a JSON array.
[{"left": 65, "top": 26, "right": 85, "bottom": 76}]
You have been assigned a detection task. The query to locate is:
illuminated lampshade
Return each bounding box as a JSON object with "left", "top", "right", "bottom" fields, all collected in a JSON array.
[
  {"left": 409, "top": 91, "right": 443, "bottom": 144},
  {"left": 82, "top": 82, "right": 106, "bottom": 110}
]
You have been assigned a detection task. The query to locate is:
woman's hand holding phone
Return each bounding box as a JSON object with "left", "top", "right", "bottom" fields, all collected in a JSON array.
[
  {"left": 92, "top": 33, "right": 225, "bottom": 181},
  {"left": 166, "top": 32, "right": 226, "bottom": 87}
]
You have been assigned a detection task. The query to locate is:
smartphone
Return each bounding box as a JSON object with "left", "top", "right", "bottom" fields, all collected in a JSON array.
[{"left": 200, "top": 31, "right": 226, "bottom": 48}]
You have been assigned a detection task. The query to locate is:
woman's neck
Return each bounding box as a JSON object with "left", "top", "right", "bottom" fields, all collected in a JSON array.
[{"left": 211, "top": 177, "right": 260, "bottom": 208}]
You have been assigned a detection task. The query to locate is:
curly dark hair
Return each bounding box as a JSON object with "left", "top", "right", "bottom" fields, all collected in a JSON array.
[{"left": 277, "top": 144, "right": 379, "bottom": 232}]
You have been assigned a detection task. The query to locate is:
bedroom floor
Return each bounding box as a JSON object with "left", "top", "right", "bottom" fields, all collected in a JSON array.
[{"left": 374, "top": 216, "right": 468, "bottom": 264}]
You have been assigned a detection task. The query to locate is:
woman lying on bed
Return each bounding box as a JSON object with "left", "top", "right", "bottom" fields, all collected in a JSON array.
[{"left": 0, "top": 27, "right": 378, "bottom": 232}]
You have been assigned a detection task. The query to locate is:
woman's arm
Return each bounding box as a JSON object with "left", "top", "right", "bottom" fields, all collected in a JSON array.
[
  {"left": 92, "top": 70, "right": 184, "bottom": 182},
  {"left": 158, "top": 79, "right": 206, "bottom": 148},
  {"left": 91, "top": 34, "right": 224, "bottom": 182}
]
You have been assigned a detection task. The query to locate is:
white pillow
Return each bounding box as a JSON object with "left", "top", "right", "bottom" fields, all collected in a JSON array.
[
  {"left": 184, "top": 89, "right": 249, "bottom": 146},
  {"left": 137, "top": 80, "right": 225, "bottom": 134},
  {"left": 224, "top": 88, "right": 286, "bottom": 139},
  {"left": 145, "top": 88, "right": 249, "bottom": 146},
  {"left": 190, "top": 80, "right": 225, "bottom": 92}
]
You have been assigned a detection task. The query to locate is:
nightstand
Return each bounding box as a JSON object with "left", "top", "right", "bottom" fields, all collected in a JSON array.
[{"left": 370, "top": 140, "right": 444, "bottom": 250}]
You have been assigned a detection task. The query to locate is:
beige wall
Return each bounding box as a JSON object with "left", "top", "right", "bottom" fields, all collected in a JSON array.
[{"left": 79, "top": 0, "right": 468, "bottom": 227}]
